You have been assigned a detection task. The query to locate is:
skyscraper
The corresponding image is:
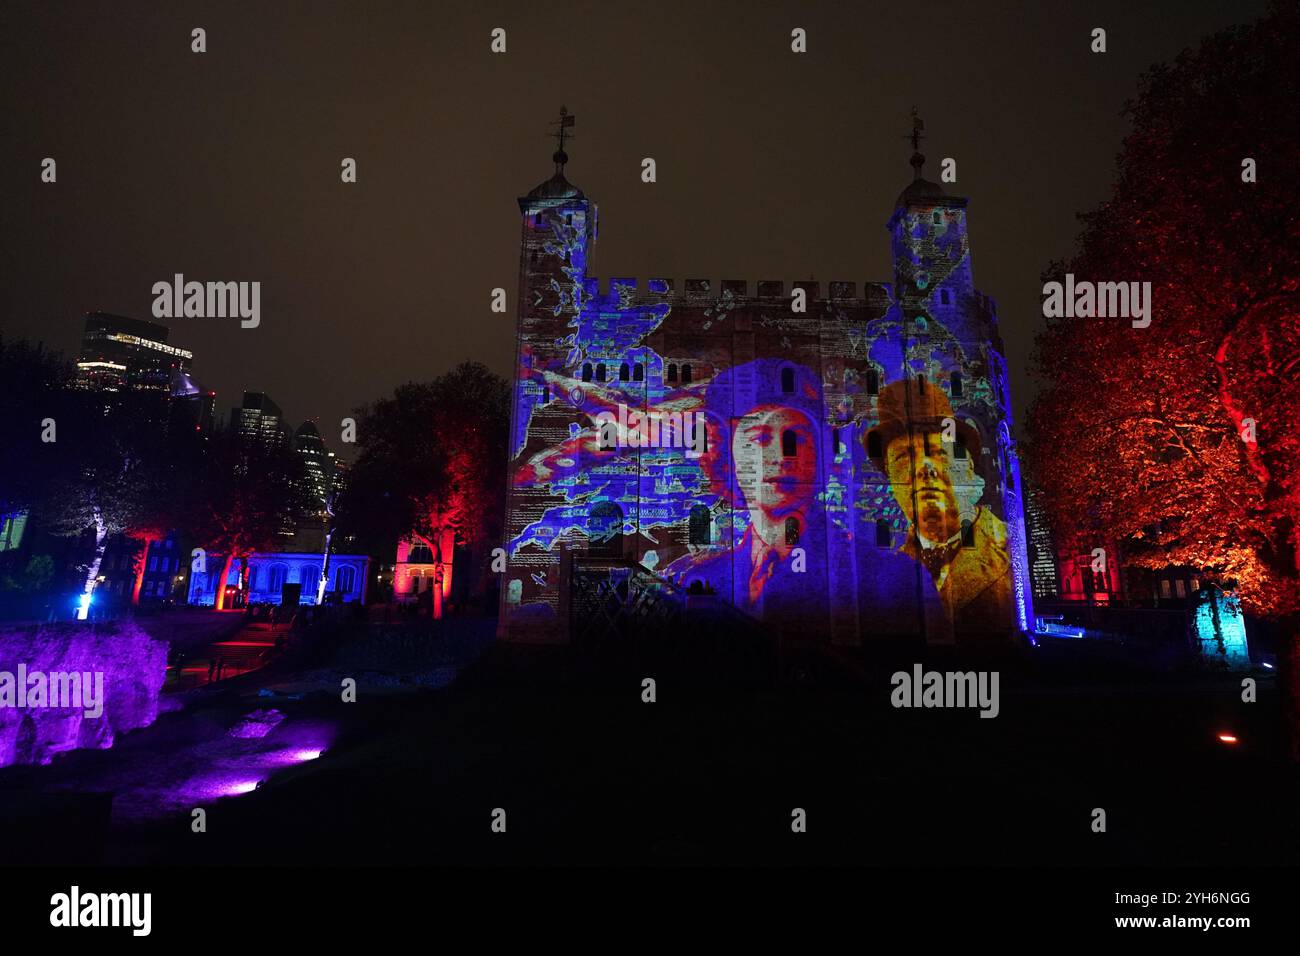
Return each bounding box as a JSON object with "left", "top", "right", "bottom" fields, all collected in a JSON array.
[
  {"left": 292, "top": 421, "right": 334, "bottom": 519},
  {"left": 75, "top": 312, "right": 192, "bottom": 391},
  {"left": 1024, "top": 485, "right": 1060, "bottom": 601},
  {"left": 236, "top": 391, "right": 290, "bottom": 453}
]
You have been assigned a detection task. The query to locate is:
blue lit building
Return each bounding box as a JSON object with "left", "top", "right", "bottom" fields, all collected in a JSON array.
[
  {"left": 188, "top": 552, "right": 370, "bottom": 607},
  {"left": 500, "top": 113, "right": 1034, "bottom": 648}
]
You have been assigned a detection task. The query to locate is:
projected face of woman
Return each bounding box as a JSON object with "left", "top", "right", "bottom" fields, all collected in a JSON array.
[{"left": 731, "top": 405, "right": 817, "bottom": 550}]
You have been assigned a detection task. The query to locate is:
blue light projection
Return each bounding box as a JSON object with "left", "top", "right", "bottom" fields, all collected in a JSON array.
[{"left": 501, "top": 168, "right": 1031, "bottom": 646}]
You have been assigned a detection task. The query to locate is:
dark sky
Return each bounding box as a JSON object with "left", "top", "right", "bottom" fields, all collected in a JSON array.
[{"left": 1, "top": 0, "right": 1268, "bottom": 454}]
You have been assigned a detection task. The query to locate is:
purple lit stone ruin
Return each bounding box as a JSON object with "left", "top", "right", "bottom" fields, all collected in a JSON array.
[{"left": 0, "top": 622, "right": 169, "bottom": 768}]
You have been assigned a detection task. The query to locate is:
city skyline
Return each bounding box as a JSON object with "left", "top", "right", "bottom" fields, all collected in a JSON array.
[{"left": 0, "top": 0, "right": 1270, "bottom": 441}]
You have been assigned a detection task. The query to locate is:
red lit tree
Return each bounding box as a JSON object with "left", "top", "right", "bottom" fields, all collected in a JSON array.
[
  {"left": 338, "top": 362, "right": 509, "bottom": 615},
  {"left": 188, "top": 427, "right": 302, "bottom": 609},
  {"left": 1027, "top": 3, "right": 1300, "bottom": 749}
]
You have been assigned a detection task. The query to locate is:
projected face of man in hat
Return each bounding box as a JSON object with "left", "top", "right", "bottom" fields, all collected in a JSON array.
[
  {"left": 884, "top": 431, "right": 972, "bottom": 546},
  {"left": 867, "top": 376, "right": 990, "bottom": 577},
  {"left": 867, "top": 380, "right": 1014, "bottom": 639}
]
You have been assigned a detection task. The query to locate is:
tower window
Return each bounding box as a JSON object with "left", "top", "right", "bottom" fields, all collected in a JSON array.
[
  {"left": 950, "top": 371, "right": 963, "bottom": 397},
  {"left": 667, "top": 363, "right": 678, "bottom": 383},
  {"left": 620, "top": 363, "right": 630, "bottom": 381},
  {"left": 681, "top": 364, "right": 693, "bottom": 384},
  {"left": 781, "top": 429, "right": 797, "bottom": 458},
  {"left": 781, "top": 367, "right": 795, "bottom": 393},
  {"left": 633, "top": 363, "right": 644, "bottom": 382},
  {"left": 875, "top": 517, "right": 891, "bottom": 548},
  {"left": 596, "top": 364, "right": 606, "bottom": 382},
  {"left": 785, "top": 517, "right": 801, "bottom": 546},
  {"left": 582, "top": 363, "right": 593, "bottom": 382},
  {"left": 689, "top": 504, "right": 711, "bottom": 545}
]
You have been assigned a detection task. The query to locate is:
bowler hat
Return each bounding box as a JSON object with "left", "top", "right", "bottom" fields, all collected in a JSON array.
[{"left": 866, "top": 376, "right": 982, "bottom": 462}]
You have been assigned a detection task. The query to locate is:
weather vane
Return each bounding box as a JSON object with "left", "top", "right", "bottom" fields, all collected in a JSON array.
[
  {"left": 906, "top": 106, "right": 925, "bottom": 152},
  {"left": 549, "top": 105, "right": 576, "bottom": 153}
]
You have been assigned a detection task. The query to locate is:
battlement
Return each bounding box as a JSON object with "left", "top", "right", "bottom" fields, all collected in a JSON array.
[{"left": 582, "top": 277, "right": 896, "bottom": 303}]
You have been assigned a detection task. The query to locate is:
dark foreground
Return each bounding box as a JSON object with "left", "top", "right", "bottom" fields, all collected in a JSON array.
[{"left": 3, "top": 616, "right": 1292, "bottom": 868}]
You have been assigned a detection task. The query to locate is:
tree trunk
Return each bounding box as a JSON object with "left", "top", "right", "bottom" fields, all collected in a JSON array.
[
  {"left": 130, "top": 537, "right": 155, "bottom": 606},
  {"left": 76, "top": 510, "right": 107, "bottom": 620},
  {"left": 316, "top": 527, "right": 333, "bottom": 606},
  {"left": 439, "top": 528, "right": 455, "bottom": 603},
  {"left": 214, "top": 552, "right": 235, "bottom": 610}
]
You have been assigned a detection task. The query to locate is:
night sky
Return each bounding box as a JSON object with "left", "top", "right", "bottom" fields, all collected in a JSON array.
[{"left": 0, "top": 0, "right": 1268, "bottom": 453}]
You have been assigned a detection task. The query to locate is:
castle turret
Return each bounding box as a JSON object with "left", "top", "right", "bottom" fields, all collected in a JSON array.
[
  {"left": 510, "top": 107, "right": 598, "bottom": 457},
  {"left": 886, "top": 112, "right": 983, "bottom": 346}
]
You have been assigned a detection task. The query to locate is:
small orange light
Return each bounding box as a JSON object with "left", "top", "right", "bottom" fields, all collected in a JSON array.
[{"left": 1217, "top": 733, "right": 1239, "bottom": 744}]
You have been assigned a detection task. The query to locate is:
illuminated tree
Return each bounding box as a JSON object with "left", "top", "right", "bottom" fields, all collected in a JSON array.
[
  {"left": 1027, "top": 2, "right": 1300, "bottom": 749},
  {"left": 189, "top": 428, "right": 301, "bottom": 609},
  {"left": 338, "top": 361, "right": 509, "bottom": 615}
]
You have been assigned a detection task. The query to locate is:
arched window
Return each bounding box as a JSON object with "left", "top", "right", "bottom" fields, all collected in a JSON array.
[
  {"left": 867, "top": 368, "right": 880, "bottom": 396},
  {"left": 781, "top": 429, "right": 797, "bottom": 458},
  {"left": 667, "top": 364, "right": 678, "bottom": 382},
  {"left": 960, "top": 520, "right": 975, "bottom": 548},
  {"left": 784, "top": 517, "right": 801, "bottom": 546},
  {"left": 588, "top": 501, "right": 624, "bottom": 558},
  {"left": 876, "top": 517, "right": 891, "bottom": 548},
  {"left": 688, "top": 504, "right": 711, "bottom": 545},
  {"left": 581, "top": 363, "right": 593, "bottom": 382},
  {"left": 335, "top": 565, "right": 356, "bottom": 594},
  {"left": 268, "top": 564, "right": 287, "bottom": 593},
  {"left": 301, "top": 565, "right": 320, "bottom": 596},
  {"left": 598, "top": 417, "right": 617, "bottom": 450},
  {"left": 408, "top": 543, "right": 433, "bottom": 563},
  {"left": 867, "top": 430, "right": 883, "bottom": 460},
  {"left": 681, "top": 364, "right": 693, "bottom": 384},
  {"left": 781, "top": 367, "right": 795, "bottom": 393},
  {"left": 633, "top": 363, "right": 644, "bottom": 382},
  {"left": 596, "top": 364, "right": 606, "bottom": 382},
  {"left": 950, "top": 371, "right": 963, "bottom": 397},
  {"left": 619, "top": 363, "right": 630, "bottom": 381}
]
